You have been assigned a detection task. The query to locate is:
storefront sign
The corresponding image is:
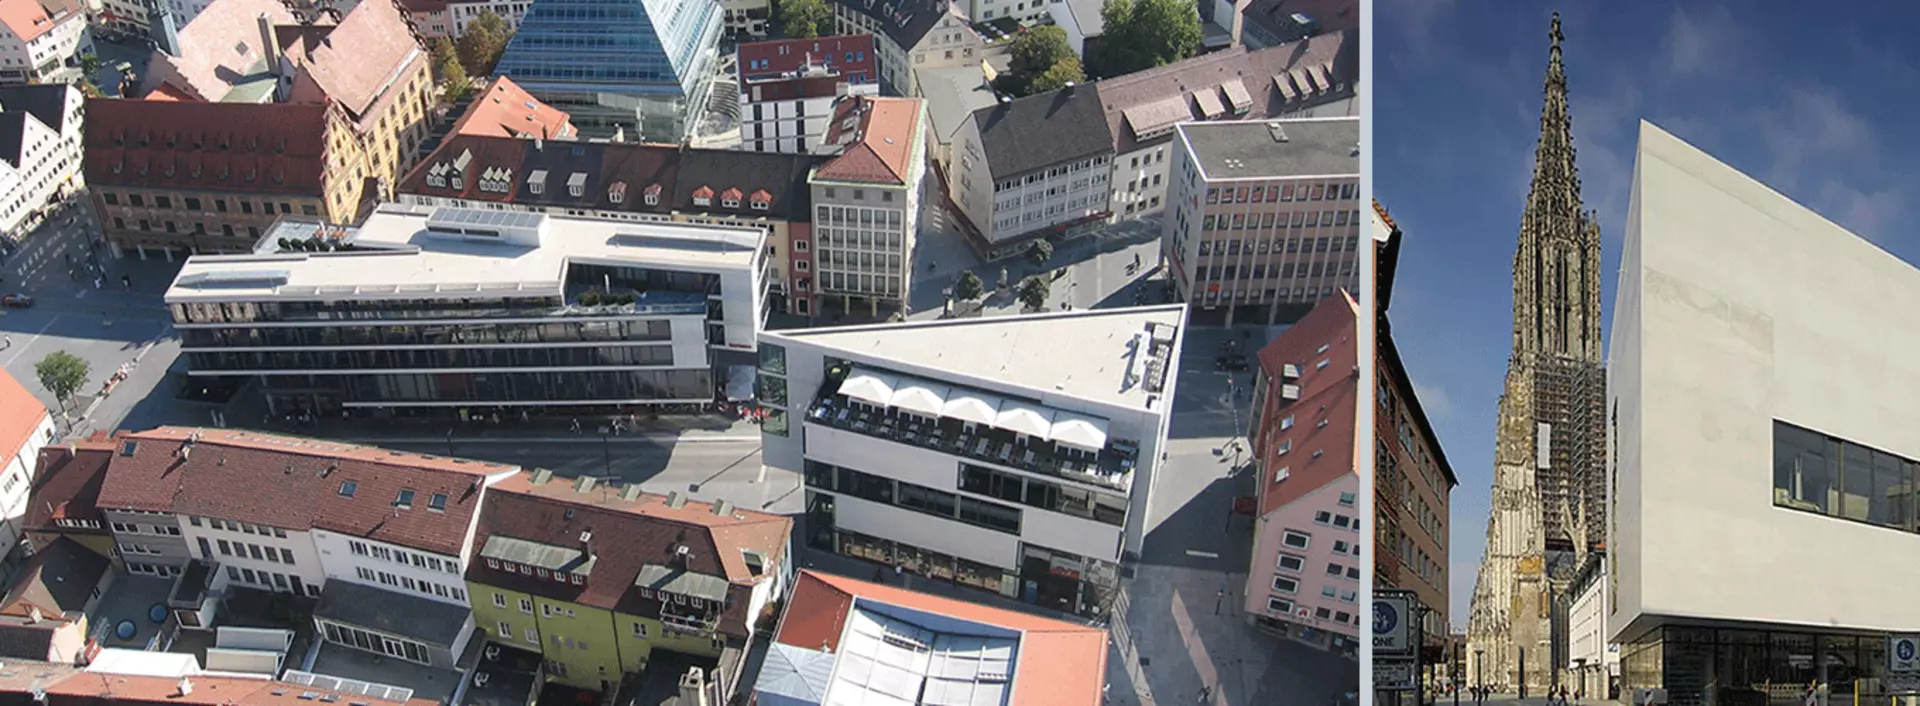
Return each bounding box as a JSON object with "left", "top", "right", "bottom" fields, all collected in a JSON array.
[
  {"left": 1048, "top": 555, "right": 1084, "bottom": 580},
  {"left": 1375, "top": 660, "right": 1416, "bottom": 691}
]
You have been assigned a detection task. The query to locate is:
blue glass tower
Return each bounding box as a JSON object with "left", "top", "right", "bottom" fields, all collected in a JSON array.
[{"left": 494, "top": 0, "right": 724, "bottom": 141}]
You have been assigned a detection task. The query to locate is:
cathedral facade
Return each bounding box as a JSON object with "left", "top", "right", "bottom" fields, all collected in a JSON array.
[{"left": 1465, "top": 13, "right": 1609, "bottom": 696}]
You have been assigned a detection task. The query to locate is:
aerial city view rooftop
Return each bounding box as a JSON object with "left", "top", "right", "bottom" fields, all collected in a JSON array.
[{"left": 0, "top": 0, "right": 1364, "bottom": 699}]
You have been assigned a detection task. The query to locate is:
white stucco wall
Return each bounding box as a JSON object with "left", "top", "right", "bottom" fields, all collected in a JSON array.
[{"left": 1609, "top": 120, "right": 1920, "bottom": 641}]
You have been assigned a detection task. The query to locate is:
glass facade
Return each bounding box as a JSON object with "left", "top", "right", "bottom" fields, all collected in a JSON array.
[
  {"left": 493, "top": 0, "right": 722, "bottom": 138},
  {"left": 1773, "top": 420, "right": 1920, "bottom": 530},
  {"left": 1621, "top": 626, "right": 1884, "bottom": 706}
]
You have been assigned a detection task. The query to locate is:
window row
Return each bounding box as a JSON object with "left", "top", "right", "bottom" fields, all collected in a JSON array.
[
  {"left": 255, "top": 369, "right": 715, "bottom": 405},
  {"left": 179, "top": 320, "right": 671, "bottom": 347},
  {"left": 186, "top": 344, "right": 676, "bottom": 372},
  {"left": 190, "top": 516, "right": 287, "bottom": 537},
  {"left": 1206, "top": 181, "right": 1356, "bottom": 205},
  {"left": 111, "top": 521, "right": 181, "bottom": 536},
  {"left": 225, "top": 565, "right": 317, "bottom": 596},
  {"left": 1194, "top": 261, "right": 1356, "bottom": 282},
  {"left": 348, "top": 540, "right": 460, "bottom": 574},
  {"left": 322, "top": 620, "right": 433, "bottom": 665},
  {"left": 1773, "top": 420, "right": 1920, "bottom": 530},
  {"left": 205, "top": 537, "right": 295, "bottom": 565},
  {"left": 354, "top": 565, "right": 467, "bottom": 601},
  {"left": 1201, "top": 234, "right": 1361, "bottom": 257},
  {"left": 102, "top": 191, "right": 305, "bottom": 216},
  {"left": 958, "top": 463, "right": 1127, "bottom": 527},
  {"left": 804, "top": 461, "right": 1023, "bottom": 535}
]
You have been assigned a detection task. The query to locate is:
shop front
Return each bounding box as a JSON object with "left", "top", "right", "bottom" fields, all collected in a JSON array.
[{"left": 1620, "top": 625, "right": 1886, "bottom": 706}]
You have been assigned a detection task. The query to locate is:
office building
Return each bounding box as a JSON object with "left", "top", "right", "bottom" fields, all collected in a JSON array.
[
  {"left": 1163, "top": 117, "right": 1361, "bottom": 327},
  {"left": 85, "top": 99, "right": 341, "bottom": 260},
  {"left": 806, "top": 95, "right": 926, "bottom": 319},
  {"left": 753, "top": 570, "right": 1110, "bottom": 706},
  {"left": 95, "top": 427, "right": 521, "bottom": 670},
  {"left": 0, "top": 84, "right": 84, "bottom": 240},
  {"left": 828, "top": 0, "right": 978, "bottom": 95},
  {"left": 1373, "top": 202, "right": 1456, "bottom": 666},
  {"left": 1607, "top": 119, "right": 1920, "bottom": 706},
  {"left": 491, "top": 0, "right": 723, "bottom": 141},
  {"left": 465, "top": 470, "right": 792, "bottom": 697},
  {"left": 1244, "top": 291, "right": 1361, "bottom": 656},
  {"left": 139, "top": 0, "right": 436, "bottom": 221},
  {"left": 736, "top": 34, "right": 878, "bottom": 155},
  {"left": 0, "top": 0, "right": 87, "bottom": 85},
  {"left": 165, "top": 204, "right": 769, "bottom": 417},
  {"left": 1095, "top": 33, "right": 1356, "bottom": 221},
  {"left": 947, "top": 84, "right": 1113, "bottom": 260},
  {"left": 759, "top": 306, "right": 1185, "bottom": 618}
]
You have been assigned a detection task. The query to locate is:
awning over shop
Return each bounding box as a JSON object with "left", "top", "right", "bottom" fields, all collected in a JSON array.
[
  {"left": 941, "top": 390, "right": 1003, "bottom": 426},
  {"left": 839, "top": 367, "right": 900, "bottom": 407},
  {"left": 890, "top": 379, "right": 950, "bottom": 417},
  {"left": 993, "top": 401, "right": 1054, "bottom": 438},
  {"left": 1048, "top": 411, "right": 1111, "bottom": 451}
]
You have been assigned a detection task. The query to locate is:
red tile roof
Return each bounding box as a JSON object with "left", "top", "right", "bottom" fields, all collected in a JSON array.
[
  {"left": 42, "top": 672, "right": 438, "bottom": 706},
  {"left": 23, "top": 437, "right": 114, "bottom": 534},
  {"left": 815, "top": 95, "right": 922, "bottom": 186},
  {"left": 0, "top": 369, "right": 48, "bottom": 465},
  {"left": 95, "top": 427, "right": 517, "bottom": 556},
  {"left": 141, "top": 0, "right": 300, "bottom": 102},
  {"left": 738, "top": 34, "right": 877, "bottom": 83},
  {"left": 453, "top": 76, "right": 575, "bottom": 139},
  {"left": 280, "top": 0, "right": 425, "bottom": 118},
  {"left": 774, "top": 571, "right": 1109, "bottom": 706},
  {"left": 82, "top": 98, "right": 333, "bottom": 197},
  {"left": 0, "top": 0, "right": 70, "bottom": 44},
  {"left": 467, "top": 473, "right": 791, "bottom": 638},
  {"left": 1094, "top": 31, "right": 1355, "bottom": 156},
  {"left": 1253, "top": 290, "right": 1360, "bottom": 515}
]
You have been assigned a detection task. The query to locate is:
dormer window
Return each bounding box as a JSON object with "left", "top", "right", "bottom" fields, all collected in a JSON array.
[
  {"left": 749, "top": 189, "right": 772, "bottom": 211},
  {"left": 609, "top": 183, "right": 626, "bottom": 204},
  {"left": 571, "top": 574, "right": 584, "bottom": 585},
  {"left": 692, "top": 185, "right": 714, "bottom": 207},
  {"left": 720, "top": 187, "right": 742, "bottom": 209},
  {"left": 451, "top": 177, "right": 464, "bottom": 190},
  {"left": 568, "top": 172, "right": 587, "bottom": 197},
  {"left": 722, "top": 197, "right": 739, "bottom": 208}
]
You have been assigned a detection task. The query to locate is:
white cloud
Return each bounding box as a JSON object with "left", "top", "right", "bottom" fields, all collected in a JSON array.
[
  {"left": 1411, "top": 380, "right": 1453, "bottom": 422},
  {"left": 1660, "top": 5, "right": 1741, "bottom": 78}
]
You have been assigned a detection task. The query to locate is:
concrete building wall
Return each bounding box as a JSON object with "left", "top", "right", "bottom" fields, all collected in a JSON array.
[
  {"left": 94, "top": 186, "right": 331, "bottom": 258},
  {"left": 830, "top": 491, "right": 1021, "bottom": 568},
  {"left": 1609, "top": 121, "right": 1920, "bottom": 641},
  {"left": 1567, "top": 566, "right": 1616, "bottom": 697},
  {"left": 103, "top": 509, "right": 191, "bottom": 576},
  {"left": 181, "top": 517, "right": 323, "bottom": 596},
  {"left": 0, "top": 410, "right": 54, "bottom": 554},
  {"left": 981, "top": 153, "right": 1112, "bottom": 251},
  {"left": 311, "top": 530, "right": 470, "bottom": 606},
  {"left": 473, "top": 582, "right": 546, "bottom": 654}
]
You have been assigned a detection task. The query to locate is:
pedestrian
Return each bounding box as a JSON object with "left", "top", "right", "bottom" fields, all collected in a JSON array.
[
  {"left": 2, "top": 335, "right": 9, "bottom": 349},
  {"left": 1803, "top": 682, "right": 1819, "bottom": 706},
  {"left": 570, "top": 418, "right": 581, "bottom": 433}
]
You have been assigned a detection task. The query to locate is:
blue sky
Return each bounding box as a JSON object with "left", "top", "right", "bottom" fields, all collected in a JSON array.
[{"left": 1375, "top": 0, "right": 1920, "bottom": 628}]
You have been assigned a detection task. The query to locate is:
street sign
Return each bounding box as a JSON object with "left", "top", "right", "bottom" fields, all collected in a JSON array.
[
  {"left": 1892, "top": 635, "right": 1920, "bottom": 673},
  {"left": 1374, "top": 594, "right": 1414, "bottom": 656},
  {"left": 1889, "top": 674, "right": 1920, "bottom": 694},
  {"left": 1375, "top": 659, "right": 1416, "bottom": 691}
]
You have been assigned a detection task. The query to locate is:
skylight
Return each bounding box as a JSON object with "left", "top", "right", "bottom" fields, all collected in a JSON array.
[
  {"left": 338, "top": 481, "right": 357, "bottom": 497},
  {"left": 395, "top": 489, "right": 415, "bottom": 508}
]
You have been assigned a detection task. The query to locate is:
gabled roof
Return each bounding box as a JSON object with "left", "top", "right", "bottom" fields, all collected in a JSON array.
[
  {"left": 832, "top": 0, "right": 953, "bottom": 54},
  {"left": 0, "top": 370, "right": 47, "bottom": 463},
  {"left": 969, "top": 85, "right": 1110, "bottom": 180},
  {"left": 96, "top": 427, "right": 517, "bottom": 556},
  {"left": 1094, "top": 30, "right": 1356, "bottom": 155},
  {"left": 772, "top": 571, "right": 1107, "bottom": 706},
  {"left": 0, "top": 538, "right": 107, "bottom": 626},
  {"left": 453, "top": 76, "right": 575, "bottom": 139},
  {"left": 0, "top": 112, "right": 28, "bottom": 170},
  {"left": 1238, "top": 0, "right": 1356, "bottom": 46},
  {"left": 815, "top": 95, "right": 922, "bottom": 186},
  {"left": 141, "top": 0, "right": 300, "bottom": 102},
  {"left": 466, "top": 473, "right": 791, "bottom": 637},
  {"left": 1253, "top": 290, "right": 1359, "bottom": 515},
  {"left": 913, "top": 65, "right": 994, "bottom": 145},
  {"left": 282, "top": 0, "right": 423, "bottom": 117},
  {"left": 738, "top": 34, "right": 877, "bottom": 83},
  {"left": 0, "top": 84, "right": 75, "bottom": 136},
  {"left": 24, "top": 436, "right": 114, "bottom": 533},
  {"left": 0, "top": 0, "right": 74, "bottom": 44},
  {"left": 82, "top": 98, "right": 332, "bottom": 196}
]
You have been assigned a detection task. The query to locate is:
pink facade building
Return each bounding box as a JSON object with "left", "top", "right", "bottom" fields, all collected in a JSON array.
[{"left": 1243, "top": 289, "right": 1362, "bottom": 658}]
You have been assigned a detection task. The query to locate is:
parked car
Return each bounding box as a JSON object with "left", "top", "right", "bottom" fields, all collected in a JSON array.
[
  {"left": 1214, "top": 354, "right": 1249, "bottom": 372},
  {"left": 2, "top": 293, "right": 31, "bottom": 308}
]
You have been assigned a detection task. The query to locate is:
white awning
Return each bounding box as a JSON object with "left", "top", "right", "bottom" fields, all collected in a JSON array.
[
  {"left": 1048, "top": 411, "right": 1110, "bottom": 451},
  {"left": 839, "top": 367, "right": 899, "bottom": 406},
  {"left": 994, "top": 402, "right": 1055, "bottom": 438},
  {"left": 941, "top": 390, "right": 1003, "bottom": 425},
  {"left": 890, "top": 379, "right": 950, "bottom": 417}
]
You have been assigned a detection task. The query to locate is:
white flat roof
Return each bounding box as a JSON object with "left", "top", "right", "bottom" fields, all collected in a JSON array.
[
  {"left": 165, "top": 204, "right": 766, "bottom": 303},
  {"left": 769, "top": 305, "right": 1186, "bottom": 410}
]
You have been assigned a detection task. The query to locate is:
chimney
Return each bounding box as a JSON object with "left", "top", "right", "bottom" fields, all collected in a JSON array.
[
  {"left": 712, "top": 500, "right": 733, "bottom": 517},
  {"left": 678, "top": 667, "right": 709, "bottom": 706},
  {"left": 1228, "top": 0, "right": 1245, "bottom": 48},
  {"left": 573, "top": 476, "right": 597, "bottom": 493},
  {"left": 176, "top": 678, "right": 193, "bottom": 697},
  {"left": 619, "top": 484, "right": 643, "bottom": 502},
  {"left": 258, "top": 14, "right": 285, "bottom": 78},
  {"left": 25, "top": 607, "right": 40, "bottom": 624}
]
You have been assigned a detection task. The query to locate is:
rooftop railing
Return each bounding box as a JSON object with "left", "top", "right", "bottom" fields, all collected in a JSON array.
[{"left": 805, "top": 393, "right": 1139, "bottom": 493}]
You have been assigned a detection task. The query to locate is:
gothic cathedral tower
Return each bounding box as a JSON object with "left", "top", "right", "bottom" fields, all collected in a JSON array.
[{"left": 1467, "top": 13, "right": 1608, "bottom": 696}]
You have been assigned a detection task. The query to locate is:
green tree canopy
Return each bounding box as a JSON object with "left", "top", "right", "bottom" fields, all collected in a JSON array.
[
  {"left": 1016, "top": 275, "right": 1051, "bottom": 312},
  {"left": 1099, "top": 0, "right": 1201, "bottom": 75},
  {"left": 431, "top": 37, "right": 472, "bottom": 99},
  {"left": 456, "top": 11, "right": 512, "bottom": 76},
  {"left": 780, "top": 0, "right": 832, "bottom": 39},
  {"left": 34, "top": 351, "right": 89, "bottom": 417},
  {"left": 1026, "top": 57, "right": 1085, "bottom": 95},
  {"left": 1010, "top": 26, "right": 1074, "bottom": 77},
  {"left": 1027, "top": 239, "right": 1054, "bottom": 266},
  {"left": 953, "top": 270, "right": 985, "bottom": 302}
]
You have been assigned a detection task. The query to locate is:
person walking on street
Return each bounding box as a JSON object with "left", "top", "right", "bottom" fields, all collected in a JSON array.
[{"left": 1804, "top": 682, "right": 1820, "bottom": 706}]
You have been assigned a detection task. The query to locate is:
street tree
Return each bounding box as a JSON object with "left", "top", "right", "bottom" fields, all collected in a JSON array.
[
  {"left": 996, "top": 27, "right": 1077, "bottom": 96},
  {"left": 1016, "top": 275, "right": 1051, "bottom": 311},
  {"left": 1026, "top": 57, "right": 1084, "bottom": 95},
  {"left": 953, "top": 270, "right": 985, "bottom": 301},
  {"left": 780, "top": 0, "right": 832, "bottom": 39},
  {"left": 33, "top": 351, "right": 89, "bottom": 423},
  {"left": 1099, "top": 0, "right": 1200, "bottom": 75},
  {"left": 430, "top": 37, "right": 472, "bottom": 99},
  {"left": 79, "top": 52, "right": 102, "bottom": 79},
  {"left": 1027, "top": 239, "right": 1053, "bottom": 266},
  {"left": 456, "top": 10, "right": 512, "bottom": 76}
]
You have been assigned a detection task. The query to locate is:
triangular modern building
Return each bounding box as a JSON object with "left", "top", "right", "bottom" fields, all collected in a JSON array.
[
  {"left": 755, "top": 306, "right": 1186, "bottom": 619},
  {"left": 492, "top": 0, "right": 724, "bottom": 141}
]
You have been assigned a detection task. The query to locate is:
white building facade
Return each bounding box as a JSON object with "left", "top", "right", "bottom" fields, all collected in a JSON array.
[
  {"left": 1164, "top": 118, "right": 1360, "bottom": 327},
  {"left": 947, "top": 86, "right": 1113, "bottom": 260},
  {"left": 0, "top": 1, "right": 87, "bottom": 85},
  {"left": 0, "top": 377, "right": 54, "bottom": 560},
  {"left": 740, "top": 80, "right": 879, "bottom": 155},
  {"left": 757, "top": 306, "right": 1185, "bottom": 619},
  {"left": 165, "top": 205, "right": 769, "bottom": 417},
  {"left": 1566, "top": 559, "right": 1616, "bottom": 701},
  {"left": 1610, "top": 121, "right": 1920, "bottom": 706},
  {"left": 0, "top": 84, "right": 83, "bottom": 240}
]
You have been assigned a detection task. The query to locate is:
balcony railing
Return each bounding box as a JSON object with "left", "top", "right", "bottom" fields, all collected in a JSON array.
[
  {"left": 805, "top": 393, "right": 1138, "bottom": 492},
  {"left": 660, "top": 608, "right": 719, "bottom": 635}
]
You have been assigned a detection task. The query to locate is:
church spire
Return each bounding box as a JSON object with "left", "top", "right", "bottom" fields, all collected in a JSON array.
[{"left": 1512, "top": 12, "right": 1601, "bottom": 362}]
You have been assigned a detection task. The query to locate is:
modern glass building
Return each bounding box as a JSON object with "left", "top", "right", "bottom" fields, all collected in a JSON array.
[{"left": 492, "top": 0, "right": 725, "bottom": 141}]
